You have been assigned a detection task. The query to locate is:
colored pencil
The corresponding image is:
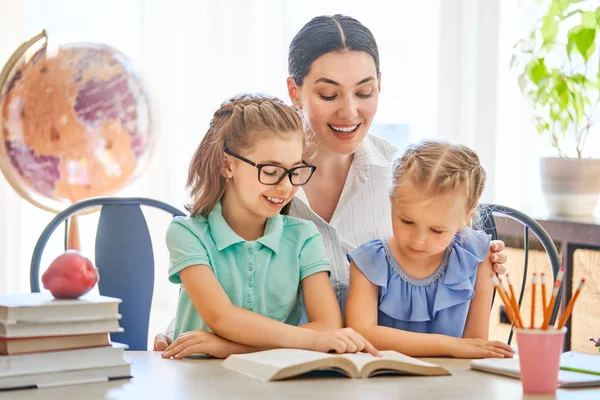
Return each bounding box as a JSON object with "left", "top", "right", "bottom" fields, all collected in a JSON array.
[
  {"left": 492, "top": 275, "right": 519, "bottom": 328},
  {"left": 541, "top": 267, "right": 565, "bottom": 330},
  {"left": 556, "top": 278, "right": 585, "bottom": 329},
  {"left": 541, "top": 273, "right": 548, "bottom": 314},
  {"left": 506, "top": 274, "right": 525, "bottom": 328},
  {"left": 530, "top": 273, "right": 537, "bottom": 329}
]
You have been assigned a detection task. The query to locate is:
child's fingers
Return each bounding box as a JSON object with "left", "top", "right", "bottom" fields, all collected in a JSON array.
[
  {"left": 345, "top": 329, "right": 380, "bottom": 356},
  {"left": 483, "top": 344, "right": 513, "bottom": 359},
  {"left": 336, "top": 334, "right": 357, "bottom": 353},
  {"left": 162, "top": 338, "right": 198, "bottom": 358},
  {"left": 342, "top": 330, "right": 365, "bottom": 353},
  {"left": 361, "top": 339, "right": 380, "bottom": 356},
  {"left": 483, "top": 348, "right": 506, "bottom": 358},
  {"left": 173, "top": 344, "right": 205, "bottom": 359},
  {"left": 490, "top": 341, "right": 514, "bottom": 353}
]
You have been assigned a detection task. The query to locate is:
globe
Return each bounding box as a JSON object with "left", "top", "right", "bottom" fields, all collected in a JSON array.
[{"left": 0, "top": 31, "right": 153, "bottom": 212}]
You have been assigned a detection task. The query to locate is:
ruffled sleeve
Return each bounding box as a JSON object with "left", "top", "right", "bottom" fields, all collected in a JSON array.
[
  {"left": 347, "top": 240, "right": 389, "bottom": 301},
  {"left": 432, "top": 228, "right": 491, "bottom": 316}
]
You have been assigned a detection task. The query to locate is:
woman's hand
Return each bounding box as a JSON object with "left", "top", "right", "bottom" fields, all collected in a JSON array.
[
  {"left": 489, "top": 240, "right": 507, "bottom": 275},
  {"left": 161, "top": 330, "right": 239, "bottom": 359},
  {"left": 311, "top": 328, "right": 380, "bottom": 356},
  {"left": 153, "top": 333, "right": 173, "bottom": 351},
  {"left": 449, "top": 338, "right": 514, "bottom": 359}
]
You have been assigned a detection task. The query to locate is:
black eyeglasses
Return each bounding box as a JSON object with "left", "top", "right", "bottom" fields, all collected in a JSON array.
[{"left": 224, "top": 149, "right": 316, "bottom": 186}]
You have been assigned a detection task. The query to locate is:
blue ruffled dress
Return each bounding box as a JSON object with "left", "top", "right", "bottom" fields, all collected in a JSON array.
[{"left": 347, "top": 228, "right": 491, "bottom": 337}]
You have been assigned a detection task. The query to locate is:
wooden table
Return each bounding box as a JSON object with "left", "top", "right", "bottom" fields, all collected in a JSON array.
[{"left": 1, "top": 351, "right": 598, "bottom": 399}]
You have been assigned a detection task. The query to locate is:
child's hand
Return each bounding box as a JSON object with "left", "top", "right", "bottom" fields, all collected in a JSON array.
[
  {"left": 161, "top": 330, "right": 235, "bottom": 359},
  {"left": 451, "top": 338, "right": 514, "bottom": 359},
  {"left": 311, "top": 328, "right": 380, "bottom": 356}
]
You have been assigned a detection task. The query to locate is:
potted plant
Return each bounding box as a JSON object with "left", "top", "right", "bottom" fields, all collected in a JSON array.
[{"left": 512, "top": 0, "right": 600, "bottom": 217}]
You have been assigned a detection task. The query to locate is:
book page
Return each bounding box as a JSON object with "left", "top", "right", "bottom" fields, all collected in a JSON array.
[
  {"left": 228, "top": 349, "right": 333, "bottom": 369},
  {"left": 341, "top": 351, "right": 441, "bottom": 372},
  {"left": 376, "top": 350, "right": 443, "bottom": 367},
  {"left": 561, "top": 351, "right": 600, "bottom": 375},
  {"left": 339, "top": 353, "right": 381, "bottom": 372}
]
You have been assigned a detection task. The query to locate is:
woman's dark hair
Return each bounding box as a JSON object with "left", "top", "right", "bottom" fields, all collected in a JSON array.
[{"left": 288, "top": 14, "right": 380, "bottom": 86}]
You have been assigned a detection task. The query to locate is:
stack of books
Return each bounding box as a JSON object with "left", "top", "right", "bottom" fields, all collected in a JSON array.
[{"left": 0, "top": 293, "right": 131, "bottom": 390}]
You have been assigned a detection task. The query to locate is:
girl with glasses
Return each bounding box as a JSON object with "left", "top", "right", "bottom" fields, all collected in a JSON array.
[{"left": 161, "top": 94, "right": 378, "bottom": 359}]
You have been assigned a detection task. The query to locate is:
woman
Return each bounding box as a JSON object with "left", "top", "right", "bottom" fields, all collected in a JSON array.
[{"left": 154, "top": 14, "right": 507, "bottom": 351}]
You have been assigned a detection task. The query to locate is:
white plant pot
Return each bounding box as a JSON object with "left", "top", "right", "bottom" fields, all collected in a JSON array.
[{"left": 540, "top": 157, "right": 600, "bottom": 217}]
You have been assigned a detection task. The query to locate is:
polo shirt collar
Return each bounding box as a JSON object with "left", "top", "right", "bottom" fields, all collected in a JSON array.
[
  {"left": 208, "top": 202, "right": 283, "bottom": 253},
  {"left": 256, "top": 215, "right": 283, "bottom": 254}
]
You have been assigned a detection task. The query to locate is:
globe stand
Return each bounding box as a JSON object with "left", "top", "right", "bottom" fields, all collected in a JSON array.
[{"left": 67, "top": 215, "right": 80, "bottom": 251}]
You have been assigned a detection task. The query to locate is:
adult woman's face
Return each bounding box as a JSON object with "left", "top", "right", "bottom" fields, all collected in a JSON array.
[{"left": 288, "top": 51, "right": 380, "bottom": 156}]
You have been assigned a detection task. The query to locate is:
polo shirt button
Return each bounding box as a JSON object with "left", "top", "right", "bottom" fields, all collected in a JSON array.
[
  {"left": 328, "top": 234, "right": 334, "bottom": 240},
  {"left": 246, "top": 295, "right": 252, "bottom": 303},
  {"left": 249, "top": 281, "right": 254, "bottom": 287},
  {"left": 248, "top": 248, "right": 255, "bottom": 255},
  {"left": 248, "top": 263, "right": 254, "bottom": 271}
]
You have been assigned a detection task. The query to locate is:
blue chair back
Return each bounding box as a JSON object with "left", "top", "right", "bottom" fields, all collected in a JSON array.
[
  {"left": 30, "top": 197, "right": 186, "bottom": 350},
  {"left": 479, "top": 204, "right": 562, "bottom": 344}
]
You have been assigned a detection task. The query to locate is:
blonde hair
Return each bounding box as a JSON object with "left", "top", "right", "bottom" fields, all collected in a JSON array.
[
  {"left": 186, "top": 93, "right": 304, "bottom": 217},
  {"left": 390, "top": 140, "right": 486, "bottom": 224}
]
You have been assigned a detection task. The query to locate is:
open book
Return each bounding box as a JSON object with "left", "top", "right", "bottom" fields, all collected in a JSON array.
[
  {"left": 471, "top": 354, "right": 600, "bottom": 388},
  {"left": 221, "top": 349, "right": 451, "bottom": 381}
]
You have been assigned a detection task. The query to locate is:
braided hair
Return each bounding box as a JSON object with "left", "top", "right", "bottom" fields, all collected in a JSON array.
[
  {"left": 390, "top": 140, "right": 486, "bottom": 225},
  {"left": 186, "top": 94, "right": 304, "bottom": 217}
]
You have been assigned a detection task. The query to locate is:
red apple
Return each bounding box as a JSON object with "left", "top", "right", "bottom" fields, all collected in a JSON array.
[{"left": 42, "top": 250, "right": 99, "bottom": 299}]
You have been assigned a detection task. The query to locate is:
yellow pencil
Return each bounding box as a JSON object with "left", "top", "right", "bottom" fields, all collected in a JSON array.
[
  {"left": 541, "top": 267, "right": 565, "bottom": 330},
  {"left": 530, "top": 273, "right": 537, "bottom": 329},
  {"left": 556, "top": 278, "right": 585, "bottom": 329},
  {"left": 541, "top": 273, "right": 548, "bottom": 314},
  {"left": 506, "top": 274, "right": 525, "bottom": 329},
  {"left": 492, "top": 275, "right": 519, "bottom": 328}
]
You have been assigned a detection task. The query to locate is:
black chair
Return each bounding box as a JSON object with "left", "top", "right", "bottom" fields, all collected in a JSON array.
[
  {"left": 479, "top": 204, "right": 562, "bottom": 344},
  {"left": 30, "top": 197, "right": 186, "bottom": 350}
]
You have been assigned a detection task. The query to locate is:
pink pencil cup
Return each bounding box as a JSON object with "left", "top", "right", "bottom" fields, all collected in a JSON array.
[{"left": 516, "top": 327, "right": 567, "bottom": 395}]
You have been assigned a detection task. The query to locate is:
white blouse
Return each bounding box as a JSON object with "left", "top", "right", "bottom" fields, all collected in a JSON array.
[{"left": 289, "top": 135, "right": 398, "bottom": 314}]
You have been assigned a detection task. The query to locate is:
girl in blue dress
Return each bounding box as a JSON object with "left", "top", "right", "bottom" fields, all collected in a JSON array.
[{"left": 346, "top": 140, "right": 515, "bottom": 359}]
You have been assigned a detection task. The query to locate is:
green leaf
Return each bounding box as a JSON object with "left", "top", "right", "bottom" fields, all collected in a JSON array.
[
  {"left": 560, "top": 114, "right": 570, "bottom": 131},
  {"left": 567, "top": 28, "right": 578, "bottom": 58},
  {"left": 528, "top": 59, "right": 549, "bottom": 85},
  {"left": 541, "top": 16, "right": 559, "bottom": 47},
  {"left": 596, "top": 6, "right": 600, "bottom": 25},
  {"left": 571, "top": 73, "right": 587, "bottom": 84},
  {"left": 574, "top": 27, "right": 596, "bottom": 62},
  {"left": 536, "top": 120, "right": 550, "bottom": 134},
  {"left": 517, "top": 73, "right": 528, "bottom": 93},
  {"left": 581, "top": 11, "right": 597, "bottom": 28},
  {"left": 571, "top": 90, "right": 584, "bottom": 121},
  {"left": 555, "top": 79, "right": 569, "bottom": 110}
]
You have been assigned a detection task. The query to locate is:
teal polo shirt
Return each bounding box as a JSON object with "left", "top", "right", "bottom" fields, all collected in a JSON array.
[{"left": 167, "top": 202, "right": 331, "bottom": 338}]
